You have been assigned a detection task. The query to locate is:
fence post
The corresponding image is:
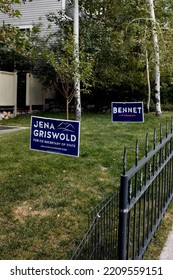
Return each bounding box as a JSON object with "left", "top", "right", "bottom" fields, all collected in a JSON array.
[{"left": 118, "top": 175, "right": 129, "bottom": 260}]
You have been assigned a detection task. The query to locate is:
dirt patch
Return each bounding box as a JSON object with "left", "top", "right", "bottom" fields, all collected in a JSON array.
[
  {"left": 100, "top": 165, "right": 108, "bottom": 172},
  {"left": 98, "top": 177, "right": 110, "bottom": 182},
  {"left": 13, "top": 201, "right": 52, "bottom": 224}
]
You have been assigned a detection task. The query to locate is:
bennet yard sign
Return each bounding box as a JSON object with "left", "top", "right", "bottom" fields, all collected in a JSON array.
[
  {"left": 112, "top": 102, "right": 144, "bottom": 122},
  {"left": 30, "top": 116, "right": 80, "bottom": 157}
]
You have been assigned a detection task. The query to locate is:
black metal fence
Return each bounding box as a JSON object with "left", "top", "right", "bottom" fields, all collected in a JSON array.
[
  {"left": 71, "top": 120, "right": 173, "bottom": 260},
  {"left": 71, "top": 190, "right": 119, "bottom": 259},
  {"left": 119, "top": 121, "right": 173, "bottom": 259}
]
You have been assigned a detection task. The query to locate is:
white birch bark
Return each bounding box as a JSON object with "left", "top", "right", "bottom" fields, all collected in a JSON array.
[
  {"left": 146, "top": 48, "right": 151, "bottom": 113},
  {"left": 144, "top": 29, "right": 151, "bottom": 113},
  {"left": 74, "top": 0, "right": 81, "bottom": 121},
  {"left": 148, "top": 0, "right": 162, "bottom": 116}
]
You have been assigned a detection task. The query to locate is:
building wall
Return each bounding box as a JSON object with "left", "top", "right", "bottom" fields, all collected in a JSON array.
[
  {"left": 0, "top": 71, "right": 17, "bottom": 115},
  {"left": 0, "top": 0, "right": 66, "bottom": 36},
  {"left": 26, "top": 73, "right": 55, "bottom": 110}
]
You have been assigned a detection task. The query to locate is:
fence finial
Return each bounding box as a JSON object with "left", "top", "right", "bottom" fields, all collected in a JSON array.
[
  {"left": 146, "top": 133, "right": 148, "bottom": 157},
  {"left": 136, "top": 139, "right": 139, "bottom": 166},
  {"left": 171, "top": 117, "right": 173, "bottom": 133},
  {"left": 123, "top": 147, "right": 127, "bottom": 175},
  {"left": 160, "top": 124, "right": 162, "bottom": 143},
  {"left": 166, "top": 120, "right": 168, "bottom": 138},
  {"left": 153, "top": 128, "right": 156, "bottom": 150}
]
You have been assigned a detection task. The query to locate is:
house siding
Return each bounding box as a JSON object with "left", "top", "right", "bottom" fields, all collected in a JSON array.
[{"left": 0, "top": 0, "right": 66, "bottom": 35}]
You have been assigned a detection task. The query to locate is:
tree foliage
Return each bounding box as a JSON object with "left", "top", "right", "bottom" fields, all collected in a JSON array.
[
  {"left": 0, "top": 0, "right": 21, "bottom": 17},
  {"left": 0, "top": 0, "right": 34, "bottom": 54},
  {"left": 76, "top": 0, "right": 173, "bottom": 111},
  {"left": 2, "top": 0, "right": 173, "bottom": 113},
  {"left": 31, "top": 11, "right": 93, "bottom": 119}
]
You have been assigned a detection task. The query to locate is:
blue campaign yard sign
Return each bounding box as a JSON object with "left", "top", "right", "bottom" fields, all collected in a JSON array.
[
  {"left": 30, "top": 116, "right": 80, "bottom": 157},
  {"left": 112, "top": 102, "right": 144, "bottom": 122}
]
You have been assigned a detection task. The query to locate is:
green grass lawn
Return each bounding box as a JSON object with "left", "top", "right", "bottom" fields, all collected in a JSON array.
[{"left": 0, "top": 112, "right": 173, "bottom": 259}]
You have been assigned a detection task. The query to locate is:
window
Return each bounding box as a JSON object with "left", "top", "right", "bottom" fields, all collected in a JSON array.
[{"left": 18, "top": 25, "right": 33, "bottom": 32}]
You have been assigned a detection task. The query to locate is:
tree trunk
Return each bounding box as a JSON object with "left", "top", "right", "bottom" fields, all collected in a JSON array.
[
  {"left": 74, "top": 0, "right": 81, "bottom": 121},
  {"left": 66, "top": 98, "right": 69, "bottom": 120},
  {"left": 144, "top": 28, "right": 151, "bottom": 113},
  {"left": 148, "top": 0, "right": 162, "bottom": 116},
  {"left": 146, "top": 49, "right": 151, "bottom": 113}
]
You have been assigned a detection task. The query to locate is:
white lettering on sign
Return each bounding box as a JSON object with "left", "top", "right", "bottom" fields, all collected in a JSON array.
[
  {"left": 33, "top": 130, "right": 76, "bottom": 142},
  {"left": 113, "top": 107, "right": 142, "bottom": 114},
  {"left": 34, "top": 121, "right": 55, "bottom": 130}
]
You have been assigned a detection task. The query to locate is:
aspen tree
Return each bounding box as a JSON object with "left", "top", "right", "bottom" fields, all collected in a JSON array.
[{"left": 148, "top": 0, "right": 162, "bottom": 116}]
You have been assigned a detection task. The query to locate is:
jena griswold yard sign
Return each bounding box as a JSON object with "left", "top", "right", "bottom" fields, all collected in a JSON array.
[
  {"left": 30, "top": 116, "right": 80, "bottom": 157},
  {"left": 112, "top": 102, "right": 144, "bottom": 122}
]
